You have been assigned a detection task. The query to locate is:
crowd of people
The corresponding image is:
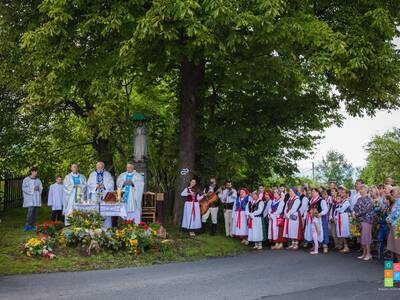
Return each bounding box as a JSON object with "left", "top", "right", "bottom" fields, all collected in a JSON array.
[
  {"left": 21, "top": 162, "right": 400, "bottom": 262},
  {"left": 180, "top": 177, "right": 400, "bottom": 261}
]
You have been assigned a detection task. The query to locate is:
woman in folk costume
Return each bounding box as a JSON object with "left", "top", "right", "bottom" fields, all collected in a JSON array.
[
  {"left": 232, "top": 188, "right": 250, "bottom": 244},
  {"left": 248, "top": 191, "right": 266, "bottom": 250},
  {"left": 334, "top": 189, "right": 352, "bottom": 253},
  {"left": 181, "top": 178, "right": 204, "bottom": 236},
  {"left": 63, "top": 163, "right": 87, "bottom": 226},
  {"left": 283, "top": 187, "right": 303, "bottom": 250},
  {"left": 117, "top": 162, "right": 145, "bottom": 224},
  {"left": 304, "top": 188, "right": 328, "bottom": 255},
  {"left": 267, "top": 189, "right": 286, "bottom": 250},
  {"left": 328, "top": 187, "right": 342, "bottom": 250},
  {"left": 320, "top": 190, "right": 331, "bottom": 253}
]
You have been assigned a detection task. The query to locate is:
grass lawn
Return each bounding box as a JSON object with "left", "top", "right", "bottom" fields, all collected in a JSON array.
[{"left": 0, "top": 206, "right": 248, "bottom": 276}]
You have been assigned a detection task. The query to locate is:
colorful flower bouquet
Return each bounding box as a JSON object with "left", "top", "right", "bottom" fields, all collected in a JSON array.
[
  {"left": 395, "top": 219, "right": 400, "bottom": 239},
  {"left": 23, "top": 237, "right": 56, "bottom": 259},
  {"left": 23, "top": 210, "right": 171, "bottom": 258},
  {"left": 350, "top": 216, "right": 361, "bottom": 238},
  {"left": 67, "top": 210, "right": 104, "bottom": 229},
  {"left": 36, "top": 221, "right": 63, "bottom": 237}
]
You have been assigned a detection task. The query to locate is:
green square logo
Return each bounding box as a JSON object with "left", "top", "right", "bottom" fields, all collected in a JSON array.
[
  {"left": 385, "top": 260, "right": 394, "bottom": 270},
  {"left": 384, "top": 278, "right": 394, "bottom": 287}
]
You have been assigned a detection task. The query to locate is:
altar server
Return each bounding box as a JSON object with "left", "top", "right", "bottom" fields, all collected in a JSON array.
[
  {"left": 88, "top": 161, "right": 115, "bottom": 228},
  {"left": 304, "top": 188, "right": 328, "bottom": 255},
  {"left": 267, "top": 189, "right": 286, "bottom": 250},
  {"left": 117, "top": 162, "right": 145, "bottom": 224},
  {"left": 181, "top": 178, "right": 203, "bottom": 236},
  {"left": 47, "top": 176, "right": 64, "bottom": 222},
  {"left": 247, "top": 191, "right": 266, "bottom": 250},
  {"left": 22, "top": 167, "right": 43, "bottom": 231},
  {"left": 232, "top": 188, "right": 250, "bottom": 244},
  {"left": 283, "top": 188, "right": 303, "bottom": 250},
  {"left": 63, "top": 163, "right": 87, "bottom": 225},
  {"left": 334, "top": 189, "right": 351, "bottom": 253},
  {"left": 218, "top": 181, "right": 237, "bottom": 237}
]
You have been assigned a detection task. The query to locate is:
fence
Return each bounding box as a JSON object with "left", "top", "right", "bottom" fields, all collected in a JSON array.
[{"left": 0, "top": 177, "right": 24, "bottom": 212}]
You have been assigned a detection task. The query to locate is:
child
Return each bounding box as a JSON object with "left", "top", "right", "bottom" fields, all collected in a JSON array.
[
  {"left": 267, "top": 189, "right": 286, "bottom": 250},
  {"left": 334, "top": 189, "right": 351, "bottom": 253},
  {"left": 22, "top": 167, "right": 43, "bottom": 231},
  {"left": 247, "top": 191, "right": 266, "bottom": 250},
  {"left": 48, "top": 176, "right": 65, "bottom": 222}
]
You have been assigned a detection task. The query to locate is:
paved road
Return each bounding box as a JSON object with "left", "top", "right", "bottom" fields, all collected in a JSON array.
[{"left": 0, "top": 250, "right": 398, "bottom": 300}]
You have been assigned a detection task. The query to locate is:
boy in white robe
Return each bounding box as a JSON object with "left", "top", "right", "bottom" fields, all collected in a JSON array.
[
  {"left": 47, "top": 176, "right": 64, "bottom": 222},
  {"left": 87, "top": 161, "right": 115, "bottom": 228},
  {"left": 63, "top": 163, "right": 87, "bottom": 225},
  {"left": 22, "top": 167, "right": 43, "bottom": 231},
  {"left": 116, "top": 162, "right": 145, "bottom": 224}
]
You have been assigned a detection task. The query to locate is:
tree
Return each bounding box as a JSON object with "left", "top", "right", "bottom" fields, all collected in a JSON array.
[
  {"left": 316, "top": 150, "right": 354, "bottom": 188},
  {"left": 361, "top": 128, "right": 400, "bottom": 185},
  {"left": 1, "top": 1, "right": 400, "bottom": 224}
]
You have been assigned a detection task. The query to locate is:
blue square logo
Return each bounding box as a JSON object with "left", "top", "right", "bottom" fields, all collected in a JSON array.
[
  {"left": 394, "top": 272, "right": 400, "bottom": 281},
  {"left": 385, "top": 260, "right": 394, "bottom": 270}
]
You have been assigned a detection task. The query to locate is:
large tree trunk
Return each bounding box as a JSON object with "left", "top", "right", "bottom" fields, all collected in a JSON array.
[
  {"left": 92, "top": 137, "right": 115, "bottom": 176},
  {"left": 173, "top": 57, "right": 205, "bottom": 225}
]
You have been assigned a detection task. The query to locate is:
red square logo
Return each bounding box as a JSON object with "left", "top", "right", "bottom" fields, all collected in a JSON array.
[{"left": 394, "top": 263, "right": 400, "bottom": 272}]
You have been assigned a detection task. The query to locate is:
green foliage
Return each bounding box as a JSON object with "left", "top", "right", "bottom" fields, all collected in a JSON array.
[
  {"left": 1, "top": 0, "right": 400, "bottom": 193},
  {"left": 360, "top": 128, "right": 400, "bottom": 185},
  {"left": 316, "top": 150, "right": 354, "bottom": 188}
]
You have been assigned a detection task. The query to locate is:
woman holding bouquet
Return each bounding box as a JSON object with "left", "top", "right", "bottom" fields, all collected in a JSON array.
[
  {"left": 267, "top": 189, "right": 286, "bottom": 249},
  {"left": 304, "top": 188, "right": 328, "bottom": 255},
  {"left": 353, "top": 185, "right": 374, "bottom": 261}
]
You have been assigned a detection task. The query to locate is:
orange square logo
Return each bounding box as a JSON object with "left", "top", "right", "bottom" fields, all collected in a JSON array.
[
  {"left": 384, "top": 270, "right": 393, "bottom": 278},
  {"left": 394, "top": 263, "right": 400, "bottom": 272}
]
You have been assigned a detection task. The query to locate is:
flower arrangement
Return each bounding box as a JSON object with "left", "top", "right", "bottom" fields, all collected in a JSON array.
[
  {"left": 23, "top": 210, "right": 171, "bottom": 258},
  {"left": 36, "top": 221, "right": 63, "bottom": 236},
  {"left": 350, "top": 216, "right": 361, "bottom": 238},
  {"left": 67, "top": 210, "right": 104, "bottom": 229},
  {"left": 23, "top": 237, "right": 56, "bottom": 259}
]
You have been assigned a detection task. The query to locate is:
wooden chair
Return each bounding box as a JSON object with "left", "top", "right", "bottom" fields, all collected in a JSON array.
[{"left": 142, "top": 192, "right": 156, "bottom": 223}]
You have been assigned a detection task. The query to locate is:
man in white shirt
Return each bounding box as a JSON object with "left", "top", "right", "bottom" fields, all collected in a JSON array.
[
  {"left": 350, "top": 179, "right": 363, "bottom": 210},
  {"left": 22, "top": 167, "right": 43, "bottom": 231}
]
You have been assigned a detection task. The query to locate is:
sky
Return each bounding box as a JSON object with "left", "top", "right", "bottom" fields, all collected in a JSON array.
[
  {"left": 298, "top": 35, "right": 400, "bottom": 175},
  {"left": 297, "top": 109, "right": 400, "bottom": 173}
]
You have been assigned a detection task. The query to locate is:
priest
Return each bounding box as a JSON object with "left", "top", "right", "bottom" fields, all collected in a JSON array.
[
  {"left": 63, "top": 163, "right": 87, "bottom": 225},
  {"left": 117, "top": 162, "right": 145, "bottom": 224},
  {"left": 87, "top": 161, "right": 115, "bottom": 228}
]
